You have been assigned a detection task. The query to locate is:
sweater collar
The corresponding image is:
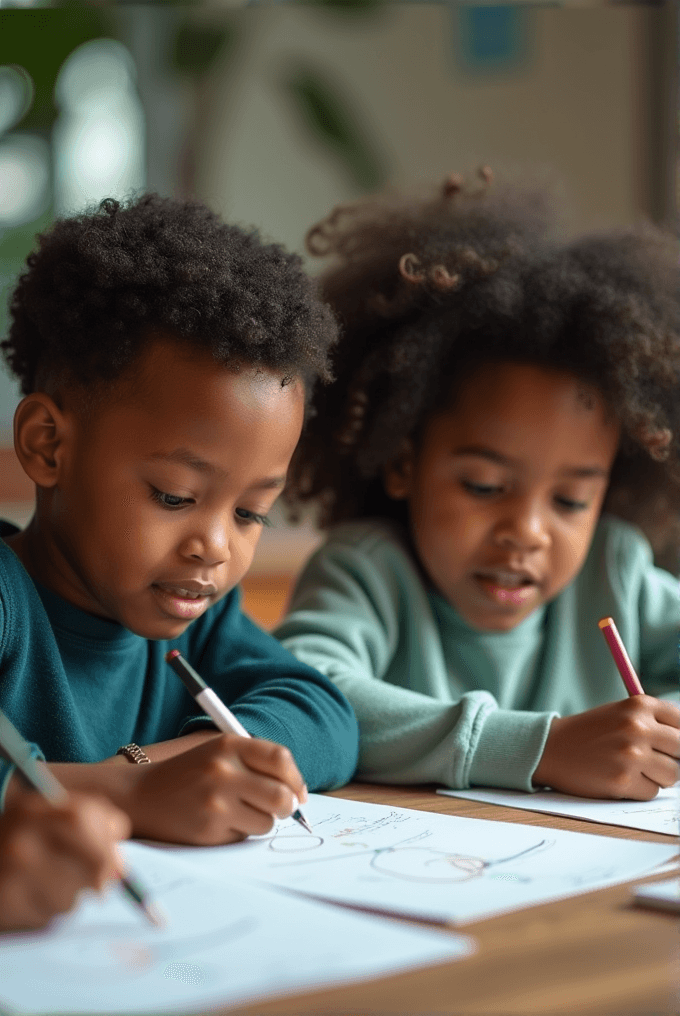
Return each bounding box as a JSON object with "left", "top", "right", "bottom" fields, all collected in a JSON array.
[
  {"left": 33, "top": 579, "right": 140, "bottom": 645},
  {"left": 428, "top": 587, "right": 546, "bottom": 641},
  {"left": 1, "top": 522, "right": 138, "bottom": 645}
]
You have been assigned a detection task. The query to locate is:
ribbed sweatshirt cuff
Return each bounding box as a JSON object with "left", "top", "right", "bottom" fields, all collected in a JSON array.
[{"left": 467, "top": 708, "right": 558, "bottom": 792}]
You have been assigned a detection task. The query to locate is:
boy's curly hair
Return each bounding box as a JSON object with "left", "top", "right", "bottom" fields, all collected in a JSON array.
[
  {"left": 286, "top": 170, "right": 680, "bottom": 571},
  {"left": 2, "top": 193, "right": 337, "bottom": 400}
]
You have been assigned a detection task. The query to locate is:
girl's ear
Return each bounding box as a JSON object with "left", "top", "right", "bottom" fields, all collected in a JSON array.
[
  {"left": 383, "top": 438, "right": 415, "bottom": 500},
  {"left": 13, "top": 394, "right": 72, "bottom": 488}
]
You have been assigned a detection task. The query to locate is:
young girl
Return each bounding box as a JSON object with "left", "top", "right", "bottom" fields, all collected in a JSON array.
[{"left": 276, "top": 171, "right": 680, "bottom": 801}]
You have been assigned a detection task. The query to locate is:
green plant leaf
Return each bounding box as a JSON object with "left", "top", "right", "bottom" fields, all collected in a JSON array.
[
  {"left": 282, "top": 65, "right": 386, "bottom": 191},
  {"left": 0, "top": 5, "right": 112, "bottom": 130},
  {"left": 171, "top": 19, "right": 236, "bottom": 77},
  {"left": 296, "top": 0, "right": 385, "bottom": 14}
]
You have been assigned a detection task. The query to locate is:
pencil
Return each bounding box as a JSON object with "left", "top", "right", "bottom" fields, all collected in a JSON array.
[
  {"left": 165, "top": 649, "right": 313, "bottom": 834},
  {"left": 598, "top": 616, "right": 645, "bottom": 696},
  {"left": 0, "top": 708, "right": 163, "bottom": 928}
]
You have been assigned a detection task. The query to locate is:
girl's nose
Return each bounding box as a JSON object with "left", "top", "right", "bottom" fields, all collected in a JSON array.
[{"left": 493, "top": 498, "right": 551, "bottom": 552}]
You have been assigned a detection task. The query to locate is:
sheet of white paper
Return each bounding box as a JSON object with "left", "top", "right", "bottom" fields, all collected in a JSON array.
[
  {"left": 437, "top": 783, "right": 680, "bottom": 836},
  {"left": 154, "top": 795, "right": 678, "bottom": 925},
  {"left": 632, "top": 876, "right": 680, "bottom": 913},
  {"left": 0, "top": 841, "right": 472, "bottom": 1016}
]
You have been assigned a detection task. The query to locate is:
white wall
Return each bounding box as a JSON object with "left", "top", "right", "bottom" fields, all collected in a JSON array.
[{"left": 193, "top": 4, "right": 656, "bottom": 257}]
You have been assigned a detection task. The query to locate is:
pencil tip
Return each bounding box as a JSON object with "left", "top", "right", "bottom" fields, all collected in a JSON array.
[
  {"left": 298, "top": 815, "right": 313, "bottom": 835},
  {"left": 146, "top": 903, "right": 166, "bottom": 929}
]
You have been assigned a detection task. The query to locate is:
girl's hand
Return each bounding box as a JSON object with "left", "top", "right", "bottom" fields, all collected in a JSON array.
[
  {"left": 533, "top": 697, "right": 680, "bottom": 799},
  {"left": 0, "top": 792, "right": 131, "bottom": 932},
  {"left": 125, "top": 733, "right": 308, "bottom": 845}
]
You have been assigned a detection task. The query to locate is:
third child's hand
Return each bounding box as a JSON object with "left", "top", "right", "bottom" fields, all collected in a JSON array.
[
  {"left": 127, "top": 733, "right": 308, "bottom": 845},
  {"left": 533, "top": 696, "right": 680, "bottom": 799},
  {"left": 0, "top": 792, "right": 130, "bottom": 932}
]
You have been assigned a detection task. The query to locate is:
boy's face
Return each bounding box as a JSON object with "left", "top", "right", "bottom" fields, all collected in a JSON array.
[
  {"left": 385, "top": 361, "right": 620, "bottom": 632},
  {"left": 25, "top": 336, "right": 305, "bottom": 640}
]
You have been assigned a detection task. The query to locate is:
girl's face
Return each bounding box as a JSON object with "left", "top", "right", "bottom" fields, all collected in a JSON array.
[{"left": 385, "top": 361, "right": 620, "bottom": 632}]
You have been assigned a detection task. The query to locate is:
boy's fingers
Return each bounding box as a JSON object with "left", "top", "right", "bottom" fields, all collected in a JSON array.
[
  {"left": 237, "top": 771, "right": 300, "bottom": 820},
  {"left": 233, "top": 737, "right": 306, "bottom": 795},
  {"left": 231, "top": 798, "right": 278, "bottom": 837}
]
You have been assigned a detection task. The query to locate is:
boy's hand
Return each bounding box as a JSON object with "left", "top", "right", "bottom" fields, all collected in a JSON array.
[
  {"left": 0, "top": 792, "right": 130, "bottom": 932},
  {"left": 125, "top": 733, "right": 308, "bottom": 845},
  {"left": 533, "top": 697, "right": 680, "bottom": 799}
]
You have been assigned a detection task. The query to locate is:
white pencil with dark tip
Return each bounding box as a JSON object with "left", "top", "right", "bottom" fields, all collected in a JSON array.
[{"left": 165, "top": 649, "right": 313, "bottom": 834}]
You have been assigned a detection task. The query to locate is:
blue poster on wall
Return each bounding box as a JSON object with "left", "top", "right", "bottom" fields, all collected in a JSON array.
[{"left": 454, "top": 4, "right": 531, "bottom": 77}]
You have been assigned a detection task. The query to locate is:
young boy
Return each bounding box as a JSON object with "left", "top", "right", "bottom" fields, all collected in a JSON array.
[{"left": 0, "top": 194, "right": 358, "bottom": 845}]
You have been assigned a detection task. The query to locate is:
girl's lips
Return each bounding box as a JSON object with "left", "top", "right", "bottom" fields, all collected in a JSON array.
[
  {"left": 152, "top": 584, "right": 212, "bottom": 619},
  {"left": 474, "top": 575, "right": 538, "bottom": 607}
]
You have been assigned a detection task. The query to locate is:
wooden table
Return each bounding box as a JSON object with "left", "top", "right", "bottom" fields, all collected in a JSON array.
[{"left": 225, "top": 782, "right": 678, "bottom": 1016}]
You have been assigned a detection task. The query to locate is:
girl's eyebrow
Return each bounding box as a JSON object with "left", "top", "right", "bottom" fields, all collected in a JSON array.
[{"left": 453, "top": 445, "right": 608, "bottom": 478}]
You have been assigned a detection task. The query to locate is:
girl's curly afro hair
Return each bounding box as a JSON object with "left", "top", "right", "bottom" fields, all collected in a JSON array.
[
  {"left": 286, "top": 170, "right": 680, "bottom": 572},
  {"left": 2, "top": 193, "right": 338, "bottom": 399}
]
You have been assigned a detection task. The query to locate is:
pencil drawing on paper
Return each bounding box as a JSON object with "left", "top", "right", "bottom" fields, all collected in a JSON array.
[
  {"left": 268, "top": 824, "right": 554, "bottom": 884},
  {"left": 38, "top": 875, "right": 257, "bottom": 981}
]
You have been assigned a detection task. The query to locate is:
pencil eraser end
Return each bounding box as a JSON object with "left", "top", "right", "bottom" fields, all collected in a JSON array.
[
  {"left": 165, "top": 649, "right": 181, "bottom": 661},
  {"left": 598, "top": 617, "right": 613, "bottom": 629}
]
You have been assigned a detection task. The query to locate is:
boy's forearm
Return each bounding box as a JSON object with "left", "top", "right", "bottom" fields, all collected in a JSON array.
[{"left": 2, "top": 729, "right": 221, "bottom": 817}]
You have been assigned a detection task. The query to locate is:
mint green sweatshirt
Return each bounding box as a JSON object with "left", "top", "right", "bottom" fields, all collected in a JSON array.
[{"left": 275, "top": 516, "right": 679, "bottom": 792}]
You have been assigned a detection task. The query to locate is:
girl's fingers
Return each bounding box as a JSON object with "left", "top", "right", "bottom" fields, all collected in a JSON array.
[
  {"left": 628, "top": 773, "right": 668, "bottom": 802},
  {"left": 650, "top": 725, "right": 680, "bottom": 759},
  {"left": 653, "top": 699, "right": 680, "bottom": 728},
  {"left": 642, "top": 751, "right": 680, "bottom": 791}
]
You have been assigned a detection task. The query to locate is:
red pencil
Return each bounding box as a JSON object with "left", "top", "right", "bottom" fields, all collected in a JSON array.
[{"left": 598, "top": 616, "right": 645, "bottom": 696}]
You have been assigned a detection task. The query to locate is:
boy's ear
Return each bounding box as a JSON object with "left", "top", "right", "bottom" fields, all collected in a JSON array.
[
  {"left": 13, "top": 394, "right": 71, "bottom": 488},
  {"left": 383, "top": 438, "right": 415, "bottom": 500}
]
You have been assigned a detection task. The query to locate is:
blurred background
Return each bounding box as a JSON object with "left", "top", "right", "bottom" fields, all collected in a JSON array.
[{"left": 0, "top": 0, "right": 678, "bottom": 626}]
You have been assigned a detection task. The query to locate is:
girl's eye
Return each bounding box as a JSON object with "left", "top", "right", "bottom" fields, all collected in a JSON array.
[
  {"left": 462, "top": 481, "right": 503, "bottom": 498},
  {"left": 235, "top": 507, "right": 271, "bottom": 527},
  {"left": 151, "top": 488, "right": 193, "bottom": 510},
  {"left": 555, "top": 496, "right": 589, "bottom": 512}
]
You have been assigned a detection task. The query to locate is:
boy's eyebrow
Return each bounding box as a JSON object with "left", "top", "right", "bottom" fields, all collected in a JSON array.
[
  {"left": 149, "top": 449, "right": 218, "bottom": 473},
  {"left": 147, "top": 449, "right": 287, "bottom": 488},
  {"left": 453, "top": 445, "right": 609, "bottom": 478}
]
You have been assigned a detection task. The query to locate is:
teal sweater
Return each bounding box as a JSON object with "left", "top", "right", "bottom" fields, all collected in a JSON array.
[
  {"left": 275, "top": 516, "right": 679, "bottom": 792},
  {"left": 0, "top": 522, "right": 359, "bottom": 806}
]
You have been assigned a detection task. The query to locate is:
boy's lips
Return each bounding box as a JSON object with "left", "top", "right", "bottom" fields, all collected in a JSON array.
[{"left": 151, "top": 581, "right": 217, "bottom": 619}]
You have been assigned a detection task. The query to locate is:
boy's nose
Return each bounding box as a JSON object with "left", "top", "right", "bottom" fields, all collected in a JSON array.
[{"left": 180, "top": 524, "right": 229, "bottom": 566}]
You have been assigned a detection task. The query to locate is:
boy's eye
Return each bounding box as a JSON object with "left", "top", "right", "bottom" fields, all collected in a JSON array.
[
  {"left": 235, "top": 507, "right": 271, "bottom": 527},
  {"left": 462, "top": 481, "right": 503, "bottom": 498},
  {"left": 555, "top": 496, "right": 589, "bottom": 512},
  {"left": 151, "top": 488, "right": 193, "bottom": 510}
]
